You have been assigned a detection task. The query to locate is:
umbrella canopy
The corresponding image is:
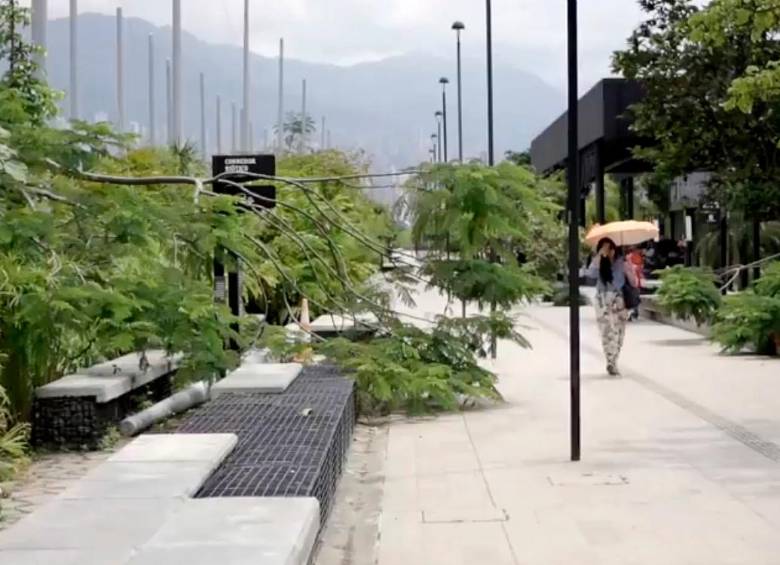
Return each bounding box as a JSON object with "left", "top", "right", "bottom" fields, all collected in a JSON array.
[{"left": 585, "top": 220, "right": 659, "bottom": 248}]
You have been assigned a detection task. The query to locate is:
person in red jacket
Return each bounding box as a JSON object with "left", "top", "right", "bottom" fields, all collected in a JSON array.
[{"left": 626, "top": 247, "right": 645, "bottom": 321}]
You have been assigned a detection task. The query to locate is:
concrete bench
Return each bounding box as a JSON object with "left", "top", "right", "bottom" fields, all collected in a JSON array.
[
  {"left": 210, "top": 362, "right": 303, "bottom": 398},
  {"left": 0, "top": 433, "right": 320, "bottom": 565},
  {"left": 310, "top": 313, "right": 379, "bottom": 338},
  {"left": 31, "top": 351, "right": 180, "bottom": 450}
]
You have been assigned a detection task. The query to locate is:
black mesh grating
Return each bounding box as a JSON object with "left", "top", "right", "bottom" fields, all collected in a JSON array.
[{"left": 176, "top": 365, "right": 356, "bottom": 525}]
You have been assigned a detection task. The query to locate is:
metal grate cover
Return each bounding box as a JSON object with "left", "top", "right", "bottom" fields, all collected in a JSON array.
[{"left": 176, "top": 365, "right": 356, "bottom": 524}]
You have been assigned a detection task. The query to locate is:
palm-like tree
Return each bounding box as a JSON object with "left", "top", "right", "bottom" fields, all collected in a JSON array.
[
  {"left": 273, "top": 112, "right": 316, "bottom": 153},
  {"left": 696, "top": 214, "right": 780, "bottom": 276}
]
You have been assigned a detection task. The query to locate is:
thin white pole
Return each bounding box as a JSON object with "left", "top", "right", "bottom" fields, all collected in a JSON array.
[
  {"left": 242, "top": 0, "right": 250, "bottom": 152},
  {"left": 277, "top": 38, "right": 284, "bottom": 152},
  {"left": 231, "top": 102, "right": 237, "bottom": 153},
  {"left": 69, "top": 0, "right": 78, "bottom": 119},
  {"left": 263, "top": 128, "right": 268, "bottom": 150},
  {"left": 172, "top": 0, "right": 182, "bottom": 145},
  {"left": 200, "top": 73, "right": 206, "bottom": 158},
  {"left": 148, "top": 34, "right": 155, "bottom": 145},
  {"left": 301, "top": 79, "right": 307, "bottom": 151},
  {"left": 165, "top": 59, "right": 172, "bottom": 145},
  {"left": 31, "top": 0, "right": 48, "bottom": 78},
  {"left": 249, "top": 121, "right": 254, "bottom": 153},
  {"left": 216, "top": 96, "right": 222, "bottom": 154},
  {"left": 116, "top": 7, "right": 124, "bottom": 132}
]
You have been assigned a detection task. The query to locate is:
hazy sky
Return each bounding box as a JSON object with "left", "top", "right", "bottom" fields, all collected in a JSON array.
[{"left": 42, "top": 0, "right": 645, "bottom": 91}]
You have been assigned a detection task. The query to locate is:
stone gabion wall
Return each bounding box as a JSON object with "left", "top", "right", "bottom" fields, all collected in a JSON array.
[{"left": 31, "top": 374, "right": 174, "bottom": 451}]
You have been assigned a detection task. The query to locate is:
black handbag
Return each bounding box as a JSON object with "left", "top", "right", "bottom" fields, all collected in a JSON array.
[{"left": 622, "top": 280, "right": 641, "bottom": 310}]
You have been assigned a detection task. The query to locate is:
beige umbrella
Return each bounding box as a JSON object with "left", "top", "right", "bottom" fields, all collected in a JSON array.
[{"left": 585, "top": 220, "right": 659, "bottom": 248}]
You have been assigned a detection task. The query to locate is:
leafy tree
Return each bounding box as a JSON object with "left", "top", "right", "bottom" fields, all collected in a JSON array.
[
  {"left": 613, "top": 0, "right": 780, "bottom": 220},
  {"left": 0, "top": 1, "right": 58, "bottom": 123},
  {"left": 274, "top": 112, "right": 317, "bottom": 153},
  {"left": 504, "top": 150, "right": 532, "bottom": 168}
]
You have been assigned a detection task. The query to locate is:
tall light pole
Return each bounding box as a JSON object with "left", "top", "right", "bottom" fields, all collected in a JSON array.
[
  {"left": 452, "top": 21, "right": 465, "bottom": 162},
  {"left": 277, "top": 38, "right": 285, "bottom": 152},
  {"left": 199, "top": 72, "right": 206, "bottom": 158},
  {"left": 485, "top": 0, "right": 497, "bottom": 358},
  {"left": 435, "top": 112, "right": 443, "bottom": 162},
  {"left": 165, "top": 59, "right": 172, "bottom": 145},
  {"left": 69, "top": 0, "right": 78, "bottom": 120},
  {"left": 231, "top": 102, "right": 237, "bottom": 153},
  {"left": 148, "top": 34, "right": 155, "bottom": 145},
  {"left": 301, "top": 79, "right": 307, "bottom": 151},
  {"left": 216, "top": 96, "right": 223, "bottom": 154},
  {"left": 485, "top": 0, "right": 494, "bottom": 166},
  {"left": 566, "top": 0, "right": 581, "bottom": 462},
  {"left": 116, "top": 7, "right": 124, "bottom": 132},
  {"left": 242, "top": 0, "right": 250, "bottom": 152},
  {"left": 172, "top": 0, "right": 182, "bottom": 145},
  {"left": 31, "top": 0, "right": 47, "bottom": 78},
  {"left": 439, "top": 77, "right": 450, "bottom": 163},
  {"left": 431, "top": 133, "right": 439, "bottom": 163}
]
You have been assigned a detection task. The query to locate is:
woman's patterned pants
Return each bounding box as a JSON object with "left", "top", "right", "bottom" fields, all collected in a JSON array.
[{"left": 594, "top": 290, "right": 627, "bottom": 369}]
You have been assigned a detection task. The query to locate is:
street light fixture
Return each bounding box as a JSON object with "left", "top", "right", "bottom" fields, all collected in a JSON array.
[
  {"left": 430, "top": 133, "right": 439, "bottom": 163},
  {"left": 439, "top": 77, "right": 450, "bottom": 163},
  {"left": 452, "top": 21, "right": 465, "bottom": 162},
  {"left": 434, "top": 112, "right": 443, "bottom": 163}
]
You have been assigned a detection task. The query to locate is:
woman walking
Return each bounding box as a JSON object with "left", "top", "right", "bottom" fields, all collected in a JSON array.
[{"left": 588, "top": 238, "right": 637, "bottom": 376}]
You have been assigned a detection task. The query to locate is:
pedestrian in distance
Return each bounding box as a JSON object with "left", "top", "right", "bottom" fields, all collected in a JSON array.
[{"left": 587, "top": 238, "right": 638, "bottom": 376}]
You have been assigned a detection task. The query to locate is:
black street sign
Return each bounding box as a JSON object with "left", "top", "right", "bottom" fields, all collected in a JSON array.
[{"left": 212, "top": 154, "right": 276, "bottom": 209}]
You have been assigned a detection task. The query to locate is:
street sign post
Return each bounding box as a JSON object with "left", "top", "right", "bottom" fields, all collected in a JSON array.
[{"left": 211, "top": 154, "right": 277, "bottom": 348}]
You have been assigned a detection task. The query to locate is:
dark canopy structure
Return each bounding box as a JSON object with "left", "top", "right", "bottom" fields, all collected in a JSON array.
[{"left": 530, "top": 78, "right": 648, "bottom": 223}]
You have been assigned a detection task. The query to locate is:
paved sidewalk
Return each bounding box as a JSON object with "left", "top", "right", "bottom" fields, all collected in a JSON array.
[{"left": 379, "top": 289, "right": 780, "bottom": 565}]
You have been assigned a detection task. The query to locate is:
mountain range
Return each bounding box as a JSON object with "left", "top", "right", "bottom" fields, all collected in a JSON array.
[{"left": 44, "top": 13, "right": 564, "bottom": 172}]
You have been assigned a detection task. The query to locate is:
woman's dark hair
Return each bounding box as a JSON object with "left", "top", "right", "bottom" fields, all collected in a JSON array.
[{"left": 597, "top": 238, "right": 616, "bottom": 285}]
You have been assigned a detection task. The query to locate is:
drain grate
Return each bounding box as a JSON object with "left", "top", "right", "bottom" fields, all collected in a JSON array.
[{"left": 176, "top": 365, "right": 356, "bottom": 524}]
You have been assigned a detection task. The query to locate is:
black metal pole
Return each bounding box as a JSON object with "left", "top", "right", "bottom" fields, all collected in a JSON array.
[
  {"left": 453, "top": 22, "right": 465, "bottom": 162},
  {"left": 441, "top": 79, "right": 449, "bottom": 163},
  {"left": 436, "top": 116, "right": 443, "bottom": 162},
  {"left": 567, "top": 0, "right": 581, "bottom": 463},
  {"left": 753, "top": 217, "right": 761, "bottom": 282},
  {"left": 486, "top": 0, "right": 495, "bottom": 166}
]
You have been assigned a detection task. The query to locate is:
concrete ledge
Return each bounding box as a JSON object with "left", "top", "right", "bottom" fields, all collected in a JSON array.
[
  {"left": 310, "top": 313, "right": 378, "bottom": 336},
  {"left": 109, "top": 433, "right": 238, "bottom": 464},
  {"left": 211, "top": 363, "right": 303, "bottom": 397},
  {"left": 35, "top": 350, "right": 180, "bottom": 403},
  {"left": 128, "top": 497, "right": 320, "bottom": 565}
]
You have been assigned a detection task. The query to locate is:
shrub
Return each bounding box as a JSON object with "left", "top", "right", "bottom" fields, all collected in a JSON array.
[
  {"left": 711, "top": 261, "right": 780, "bottom": 355},
  {"left": 0, "top": 385, "right": 29, "bottom": 483},
  {"left": 656, "top": 266, "right": 722, "bottom": 325},
  {"left": 317, "top": 314, "right": 528, "bottom": 416},
  {"left": 711, "top": 294, "right": 780, "bottom": 355}
]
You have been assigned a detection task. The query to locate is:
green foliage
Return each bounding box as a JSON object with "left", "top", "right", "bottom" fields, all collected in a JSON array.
[
  {"left": 613, "top": 0, "right": 780, "bottom": 220},
  {"left": 712, "top": 294, "right": 780, "bottom": 354},
  {"left": 656, "top": 266, "right": 722, "bottom": 325},
  {"left": 551, "top": 286, "right": 590, "bottom": 307},
  {"left": 696, "top": 214, "right": 780, "bottom": 273},
  {"left": 317, "top": 314, "right": 525, "bottom": 416},
  {"left": 423, "top": 260, "right": 549, "bottom": 309},
  {"left": 0, "top": 385, "right": 28, "bottom": 482},
  {"left": 712, "top": 260, "right": 780, "bottom": 354},
  {"left": 0, "top": 2, "right": 59, "bottom": 124},
  {"left": 274, "top": 112, "right": 317, "bottom": 153}
]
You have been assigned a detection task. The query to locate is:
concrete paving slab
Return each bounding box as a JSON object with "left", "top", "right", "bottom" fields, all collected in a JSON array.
[
  {"left": 0, "top": 548, "right": 133, "bottom": 565},
  {"left": 132, "top": 497, "right": 319, "bottom": 565},
  {"left": 108, "top": 433, "right": 237, "bottom": 464},
  {"left": 59, "top": 460, "right": 217, "bottom": 499},
  {"left": 210, "top": 363, "right": 302, "bottom": 397},
  {"left": 0, "top": 497, "right": 184, "bottom": 550}
]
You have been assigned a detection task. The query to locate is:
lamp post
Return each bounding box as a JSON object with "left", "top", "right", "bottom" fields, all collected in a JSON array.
[
  {"left": 439, "top": 77, "right": 450, "bottom": 163},
  {"left": 431, "top": 133, "right": 438, "bottom": 163},
  {"left": 485, "top": 0, "right": 494, "bottom": 166},
  {"left": 452, "top": 21, "right": 465, "bottom": 162},
  {"left": 566, "top": 0, "right": 581, "bottom": 462},
  {"left": 435, "top": 111, "right": 443, "bottom": 163}
]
